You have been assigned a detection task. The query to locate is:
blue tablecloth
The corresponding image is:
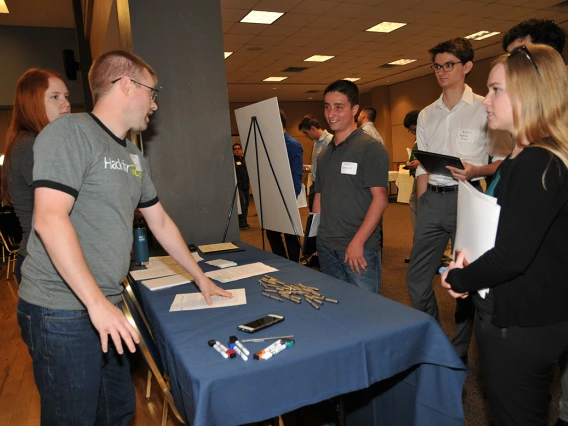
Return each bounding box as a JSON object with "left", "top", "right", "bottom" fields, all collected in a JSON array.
[{"left": 131, "top": 243, "right": 466, "bottom": 426}]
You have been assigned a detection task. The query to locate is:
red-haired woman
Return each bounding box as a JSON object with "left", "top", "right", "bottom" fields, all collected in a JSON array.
[{"left": 1, "top": 69, "right": 70, "bottom": 283}]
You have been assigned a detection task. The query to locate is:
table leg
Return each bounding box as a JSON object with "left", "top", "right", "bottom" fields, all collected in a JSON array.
[{"left": 337, "top": 395, "right": 346, "bottom": 426}]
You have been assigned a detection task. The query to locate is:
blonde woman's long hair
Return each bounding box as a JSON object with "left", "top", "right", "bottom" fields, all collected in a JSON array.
[{"left": 493, "top": 44, "right": 568, "bottom": 173}]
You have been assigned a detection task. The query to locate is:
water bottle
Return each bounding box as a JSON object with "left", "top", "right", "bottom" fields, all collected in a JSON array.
[{"left": 133, "top": 224, "right": 149, "bottom": 265}]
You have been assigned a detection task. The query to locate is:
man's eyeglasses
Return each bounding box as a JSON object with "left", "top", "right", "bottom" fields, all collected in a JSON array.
[
  {"left": 111, "top": 77, "right": 160, "bottom": 101},
  {"left": 431, "top": 61, "right": 463, "bottom": 73},
  {"left": 508, "top": 45, "right": 540, "bottom": 76}
]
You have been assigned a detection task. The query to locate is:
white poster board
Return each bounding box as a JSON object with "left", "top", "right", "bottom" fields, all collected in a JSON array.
[{"left": 234, "top": 98, "right": 303, "bottom": 236}]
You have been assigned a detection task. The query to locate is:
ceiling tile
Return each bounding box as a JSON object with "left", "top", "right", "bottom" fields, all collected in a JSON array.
[
  {"left": 292, "top": 27, "right": 332, "bottom": 39},
  {"left": 290, "top": 0, "right": 342, "bottom": 14},
  {"left": 309, "top": 16, "right": 353, "bottom": 29},
  {"left": 325, "top": 3, "right": 374, "bottom": 18},
  {"left": 222, "top": 9, "right": 250, "bottom": 23},
  {"left": 274, "top": 13, "right": 320, "bottom": 27},
  {"left": 254, "top": 0, "right": 303, "bottom": 12},
  {"left": 228, "top": 23, "right": 270, "bottom": 35},
  {"left": 260, "top": 25, "right": 300, "bottom": 37}
]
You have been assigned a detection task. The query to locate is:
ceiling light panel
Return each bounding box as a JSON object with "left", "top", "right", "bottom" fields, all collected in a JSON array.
[
  {"left": 366, "top": 22, "right": 407, "bottom": 33},
  {"left": 263, "top": 76, "right": 288, "bottom": 81},
  {"left": 465, "top": 31, "right": 501, "bottom": 41},
  {"left": 241, "top": 10, "right": 284, "bottom": 25},
  {"left": 343, "top": 78, "right": 361, "bottom": 82},
  {"left": 304, "top": 55, "right": 335, "bottom": 62},
  {"left": 0, "top": 0, "right": 9, "bottom": 13},
  {"left": 388, "top": 59, "right": 417, "bottom": 65},
  {"left": 224, "top": 52, "right": 233, "bottom": 59}
]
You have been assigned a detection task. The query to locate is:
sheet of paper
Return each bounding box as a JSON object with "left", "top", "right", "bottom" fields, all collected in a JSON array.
[
  {"left": 296, "top": 184, "right": 308, "bottom": 208},
  {"left": 205, "top": 259, "right": 237, "bottom": 268},
  {"left": 308, "top": 213, "right": 320, "bottom": 238},
  {"left": 130, "top": 255, "right": 196, "bottom": 281},
  {"left": 141, "top": 271, "right": 194, "bottom": 291},
  {"left": 406, "top": 147, "right": 412, "bottom": 160},
  {"left": 455, "top": 181, "right": 501, "bottom": 298},
  {"left": 198, "top": 242, "right": 240, "bottom": 253},
  {"left": 169, "top": 288, "right": 247, "bottom": 311},
  {"left": 204, "top": 262, "right": 278, "bottom": 283}
]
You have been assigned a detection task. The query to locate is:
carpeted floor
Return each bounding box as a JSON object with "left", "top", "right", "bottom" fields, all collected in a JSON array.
[{"left": 239, "top": 196, "right": 562, "bottom": 426}]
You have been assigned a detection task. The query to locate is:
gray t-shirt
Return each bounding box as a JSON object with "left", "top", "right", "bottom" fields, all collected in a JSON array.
[
  {"left": 19, "top": 113, "right": 158, "bottom": 310},
  {"left": 314, "top": 127, "right": 389, "bottom": 250},
  {"left": 5, "top": 133, "right": 35, "bottom": 257}
]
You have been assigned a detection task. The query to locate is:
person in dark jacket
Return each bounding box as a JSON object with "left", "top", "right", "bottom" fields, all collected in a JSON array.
[{"left": 233, "top": 143, "right": 251, "bottom": 229}]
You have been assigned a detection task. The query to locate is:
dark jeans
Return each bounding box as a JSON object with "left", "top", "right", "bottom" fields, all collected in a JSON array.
[
  {"left": 15, "top": 253, "right": 26, "bottom": 285},
  {"left": 238, "top": 187, "right": 250, "bottom": 227},
  {"left": 317, "top": 242, "right": 382, "bottom": 294},
  {"left": 266, "top": 230, "right": 301, "bottom": 262},
  {"left": 16, "top": 298, "right": 135, "bottom": 426},
  {"left": 476, "top": 307, "right": 568, "bottom": 426}
]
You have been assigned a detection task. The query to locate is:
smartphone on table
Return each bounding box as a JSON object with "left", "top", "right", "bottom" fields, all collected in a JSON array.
[{"left": 237, "top": 314, "right": 285, "bottom": 333}]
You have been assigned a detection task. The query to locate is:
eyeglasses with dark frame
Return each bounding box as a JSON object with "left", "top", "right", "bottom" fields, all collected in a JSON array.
[
  {"left": 111, "top": 77, "right": 160, "bottom": 101},
  {"left": 430, "top": 61, "right": 463, "bottom": 73},
  {"left": 508, "top": 45, "right": 540, "bottom": 76}
]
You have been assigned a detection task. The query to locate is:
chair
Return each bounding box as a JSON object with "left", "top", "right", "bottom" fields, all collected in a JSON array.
[
  {"left": 121, "top": 279, "right": 186, "bottom": 425},
  {"left": 0, "top": 230, "right": 19, "bottom": 279}
]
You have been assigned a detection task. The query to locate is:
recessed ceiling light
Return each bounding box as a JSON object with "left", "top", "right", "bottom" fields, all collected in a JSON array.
[
  {"left": 465, "top": 31, "right": 501, "bottom": 41},
  {"left": 263, "top": 76, "right": 288, "bottom": 82},
  {"left": 224, "top": 52, "right": 233, "bottom": 59},
  {"left": 388, "top": 59, "right": 417, "bottom": 65},
  {"left": 343, "top": 78, "right": 361, "bottom": 82},
  {"left": 0, "top": 0, "right": 9, "bottom": 13},
  {"left": 308, "top": 97, "right": 313, "bottom": 100},
  {"left": 241, "top": 10, "right": 284, "bottom": 25},
  {"left": 304, "top": 55, "right": 335, "bottom": 62},
  {"left": 366, "top": 22, "right": 407, "bottom": 33}
]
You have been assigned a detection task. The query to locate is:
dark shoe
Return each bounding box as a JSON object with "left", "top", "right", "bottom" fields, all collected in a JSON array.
[
  {"left": 239, "top": 225, "right": 249, "bottom": 230},
  {"left": 404, "top": 257, "right": 410, "bottom": 263},
  {"left": 307, "top": 255, "right": 320, "bottom": 268}
]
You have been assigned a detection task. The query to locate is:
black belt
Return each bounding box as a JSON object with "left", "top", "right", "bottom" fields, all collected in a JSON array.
[{"left": 428, "top": 180, "right": 481, "bottom": 193}]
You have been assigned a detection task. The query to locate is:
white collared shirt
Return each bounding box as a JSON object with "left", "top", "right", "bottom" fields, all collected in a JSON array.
[
  {"left": 311, "top": 129, "right": 333, "bottom": 181},
  {"left": 415, "top": 84, "right": 509, "bottom": 186},
  {"left": 360, "top": 122, "right": 384, "bottom": 145}
]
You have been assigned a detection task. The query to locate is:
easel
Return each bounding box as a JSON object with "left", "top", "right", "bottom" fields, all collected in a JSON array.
[{"left": 223, "top": 116, "right": 303, "bottom": 259}]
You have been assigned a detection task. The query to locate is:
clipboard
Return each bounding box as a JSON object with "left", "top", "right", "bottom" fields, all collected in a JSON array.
[
  {"left": 413, "top": 150, "right": 464, "bottom": 178},
  {"left": 197, "top": 242, "right": 246, "bottom": 255}
]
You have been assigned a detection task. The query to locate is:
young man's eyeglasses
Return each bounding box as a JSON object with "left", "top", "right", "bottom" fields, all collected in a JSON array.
[
  {"left": 508, "top": 45, "right": 540, "bottom": 76},
  {"left": 430, "top": 61, "right": 463, "bottom": 73},
  {"left": 111, "top": 77, "right": 160, "bottom": 101}
]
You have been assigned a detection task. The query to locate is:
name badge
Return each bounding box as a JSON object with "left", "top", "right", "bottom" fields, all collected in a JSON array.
[
  {"left": 130, "top": 154, "right": 143, "bottom": 172},
  {"left": 458, "top": 129, "right": 478, "bottom": 144},
  {"left": 236, "top": 161, "right": 242, "bottom": 165},
  {"left": 341, "top": 162, "right": 357, "bottom": 175}
]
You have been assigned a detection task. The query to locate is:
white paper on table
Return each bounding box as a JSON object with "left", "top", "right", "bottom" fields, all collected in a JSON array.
[
  {"left": 141, "top": 271, "right": 195, "bottom": 291},
  {"left": 130, "top": 255, "right": 200, "bottom": 281},
  {"left": 205, "top": 259, "right": 237, "bottom": 268},
  {"left": 308, "top": 213, "right": 320, "bottom": 238},
  {"left": 198, "top": 242, "right": 240, "bottom": 253},
  {"left": 454, "top": 181, "right": 501, "bottom": 298},
  {"left": 169, "top": 288, "right": 247, "bottom": 311},
  {"left": 204, "top": 262, "right": 278, "bottom": 283}
]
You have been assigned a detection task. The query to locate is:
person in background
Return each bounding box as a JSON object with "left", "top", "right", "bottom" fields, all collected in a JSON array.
[
  {"left": 1, "top": 69, "right": 70, "bottom": 284},
  {"left": 298, "top": 114, "right": 332, "bottom": 211},
  {"left": 357, "top": 106, "right": 384, "bottom": 144},
  {"left": 233, "top": 142, "right": 251, "bottom": 230},
  {"left": 265, "top": 110, "right": 303, "bottom": 262},
  {"left": 442, "top": 44, "right": 568, "bottom": 426},
  {"left": 403, "top": 109, "right": 419, "bottom": 263}
]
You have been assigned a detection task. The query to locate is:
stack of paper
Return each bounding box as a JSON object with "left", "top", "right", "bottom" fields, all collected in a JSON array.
[
  {"left": 142, "top": 272, "right": 194, "bottom": 291},
  {"left": 130, "top": 255, "right": 199, "bottom": 291},
  {"left": 454, "top": 181, "right": 501, "bottom": 298},
  {"left": 205, "top": 259, "right": 237, "bottom": 268},
  {"left": 170, "top": 288, "right": 247, "bottom": 311},
  {"left": 205, "top": 262, "right": 278, "bottom": 283}
]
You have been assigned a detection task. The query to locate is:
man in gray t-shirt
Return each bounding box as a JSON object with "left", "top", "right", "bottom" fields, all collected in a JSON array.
[
  {"left": 313, "top": 80, "right": 389, "bottom": 294},
  {"left": 17, "top": 50, "right": 232, "bottom": 425}
]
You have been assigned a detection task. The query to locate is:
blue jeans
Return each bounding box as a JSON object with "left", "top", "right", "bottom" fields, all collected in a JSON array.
[
  {"left": 317, "top": 242, "right": 382, "bottom": 294},
  {"left": 17, "top": 298, "right": 135, "bottom": 426}
]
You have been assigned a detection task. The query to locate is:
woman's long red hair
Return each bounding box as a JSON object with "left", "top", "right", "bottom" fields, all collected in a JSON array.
[{"left": 1, "top": 69, "right": 64, "bottom": 205}]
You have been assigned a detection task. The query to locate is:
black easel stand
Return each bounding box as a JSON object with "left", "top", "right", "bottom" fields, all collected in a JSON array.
[{"left": 223, "top": 116, "right": 303, "bottom": 260}]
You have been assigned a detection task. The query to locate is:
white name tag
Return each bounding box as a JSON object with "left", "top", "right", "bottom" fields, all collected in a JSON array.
[
  {"left": 458, "top": 129, "right": 479, "bottom": 144},
  {"left": 130, "top": 154, "right": 143, "bottom": 172},
  {"left": 236, "top": 161, "right": 242, "bottom": 165},
  {"left": 341, "top": 162, "right": 357, "bottom": 175}
]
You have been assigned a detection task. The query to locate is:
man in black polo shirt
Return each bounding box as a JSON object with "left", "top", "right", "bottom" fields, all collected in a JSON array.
[{"left": 313, "top": 80, "right": 389, "bottom": 293}]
